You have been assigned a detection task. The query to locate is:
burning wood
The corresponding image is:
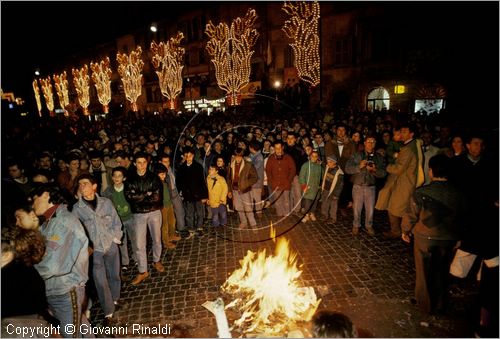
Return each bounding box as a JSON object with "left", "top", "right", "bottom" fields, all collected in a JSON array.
[{"left": 221, "top": 236, "right": 321, "bottom": 337}]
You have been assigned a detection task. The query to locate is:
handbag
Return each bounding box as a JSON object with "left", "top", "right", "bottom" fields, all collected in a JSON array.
[{"left": 449, "top": 248, "right": 477, "bottom": 278}]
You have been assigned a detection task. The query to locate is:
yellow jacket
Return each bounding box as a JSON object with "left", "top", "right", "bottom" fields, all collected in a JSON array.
[{"left": 206, "top": 174, "right": 228, "bottom": 208}]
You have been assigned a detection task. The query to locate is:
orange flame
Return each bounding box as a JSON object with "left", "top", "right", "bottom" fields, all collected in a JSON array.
[{"left": 222, "top": 233, "right": 321, "bottom": 336}]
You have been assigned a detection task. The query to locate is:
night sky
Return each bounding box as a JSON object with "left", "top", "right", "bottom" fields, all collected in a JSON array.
[
  {"left": 1, "top": 1, "right": 499, "bottom": 119},
  {"left": 1, "top": 1, "right": 201, "bottom": 100}
]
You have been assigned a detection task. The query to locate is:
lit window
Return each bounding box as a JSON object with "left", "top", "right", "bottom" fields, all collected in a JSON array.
[
  {"left": 367, "top": 87, "right": 390, "bottom": 112},
  {"left": 394, "top": 85, "right": 405, "bottom": 94}
]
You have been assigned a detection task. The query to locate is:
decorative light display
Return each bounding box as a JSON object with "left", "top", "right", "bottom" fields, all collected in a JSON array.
[
  {"left": 72, "top": 65, "right": 91, "bottom": 115},
  {"left": 117, "top": 46, "right": 144, "bottom": 112},
  {"left": 282, "top": 1, "right": 321, "bottom": 87},
  {"left": 32, "top": 79, "right": 42, "bottom": 117},
  {"left": 205, "top": 8, "right": 259, "bottom": 106},
  {"left": 90, "top": 57, "right": 113, "bottom": 113},
  {"left": 151, "top": 32, "right": 185, "bottom": 110},
  {"left": 39, "top": 77, "right": 55, "bottom": 116},
  {"left": 53, "top": 71, "right": 70, "bottom": 116}
]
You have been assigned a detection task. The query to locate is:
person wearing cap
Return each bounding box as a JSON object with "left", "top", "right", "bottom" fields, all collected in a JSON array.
[
  {"left": 345, "top": 136, "right": 387, "bottom": 236},
  {"left": 320, "top": 154, "right": 344, "bottom": 224}
]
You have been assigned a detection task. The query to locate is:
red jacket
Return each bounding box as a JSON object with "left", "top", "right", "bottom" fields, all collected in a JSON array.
[{"left": 265, "top": 153, "right": 296, "bottom": 191}]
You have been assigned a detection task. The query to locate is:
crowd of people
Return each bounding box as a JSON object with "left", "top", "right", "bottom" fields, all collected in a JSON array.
[{"left": 2, "top": 106, "right": 498, "bottom": 337}]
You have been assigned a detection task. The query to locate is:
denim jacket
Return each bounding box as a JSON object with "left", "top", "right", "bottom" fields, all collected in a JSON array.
[
  {"left": 250, "top": 151, "right": 264, "bottom": 189},
  {"left": 72, "top": 195, "right": 123, "bottom": 253},
  {"left": 35, "top": 205, "right": 89, "bottom": 296}
]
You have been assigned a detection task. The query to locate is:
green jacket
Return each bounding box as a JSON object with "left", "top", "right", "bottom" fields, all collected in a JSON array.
[{"left": 299, "top": 161, "right": 324, "bottom": 200}]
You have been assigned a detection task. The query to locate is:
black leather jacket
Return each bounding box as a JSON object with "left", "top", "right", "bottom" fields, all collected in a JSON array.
[{"left": 124, "top": 170, "right": 163, "bottom": 213}]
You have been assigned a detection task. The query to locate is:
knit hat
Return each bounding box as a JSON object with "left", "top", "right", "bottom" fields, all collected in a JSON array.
[{"left": 326, "top": 154, "right": 338, "bottom": 162}]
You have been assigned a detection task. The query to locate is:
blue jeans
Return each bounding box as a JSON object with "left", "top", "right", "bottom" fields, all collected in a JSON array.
[
  {"left": 119, "top": 218, "right": 134, "bottom": 266},
  {"left": 352, "top": 185, "right": 376, "bottom": 229},
  {"left": 184, "top": 201, "right": 204, "bottom": 231},
  {"left": 171, "top": 194, "right": 186, "bottom": 232},
  {"left": 93, "top": 243, "right": 121, "bottom": 316},
  {"left": 130, "top": 210, "right": 162, "bottom": 273},
  {"left": 47, "top": 285, "right": 94, "bottom": 338},
  {"left": 211, "top": 205, "right": 227, "bottom": 227}
]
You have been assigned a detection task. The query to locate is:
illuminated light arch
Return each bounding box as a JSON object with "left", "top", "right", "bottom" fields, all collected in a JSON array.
[{"left": 205, "top": 8, "right": 259, "bottom": 106}]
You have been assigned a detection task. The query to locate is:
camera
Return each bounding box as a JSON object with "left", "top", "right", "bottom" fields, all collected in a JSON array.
[{"left": 367, "top": 154, "right": 375, "bottom": 166}]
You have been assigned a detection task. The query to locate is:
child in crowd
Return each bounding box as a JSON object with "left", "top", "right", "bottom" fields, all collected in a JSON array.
[
  {"left": 320, "top": 155, "right": 344, "bottom": 224},
  {"left": 206, "top": 164, "right": 228, "bottom": 227}
]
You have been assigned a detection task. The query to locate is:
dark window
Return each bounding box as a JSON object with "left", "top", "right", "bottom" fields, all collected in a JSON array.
[
  {"left": 333, "top": 38, "right": 352, "bottom": 66},
  {"left": 284, "top": 45, "right": 294, "bottom": 68},
  {"left": 201, "top": 15, "right": 207, "bottom": 38},
  {"left": 200, "top": 84, "right": 207, "bottom": 96},
  {"left": 178, "top": 21, "right": 189, "bottom": 43},
  {"left": 187, "top": 20, "right": 193, "bottom": 41},
  {"left": 251, "top": 63, "right": 259, "bottom": 81},
  {"left": 192, "top": 18, "right": 200, "bottom": 41},
  {"left": 371, "top": 30, "right": 390, "bottom": 62},
  {"left": 191, "top": 50, "right": 199, "bottom": 66},
  {"left": 199, "top": 49, "right": 206, "bottom": 64}
]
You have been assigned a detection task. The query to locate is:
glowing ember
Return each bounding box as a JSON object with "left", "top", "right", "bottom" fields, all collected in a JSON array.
[{"left": 222, "top": 232, "right": 321, "bottom": 336}]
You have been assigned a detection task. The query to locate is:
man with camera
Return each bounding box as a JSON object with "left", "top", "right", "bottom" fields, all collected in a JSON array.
[{"left": 346, "top": 136, "right": 387, "bottom": 236}]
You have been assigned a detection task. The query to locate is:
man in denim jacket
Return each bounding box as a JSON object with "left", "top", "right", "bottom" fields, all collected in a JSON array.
[
  {"left": 30, "top": 184, "right": 93, "bottom": 338},
  {"left": 73, "top": 174, "right": 123, "bottom": 326}
]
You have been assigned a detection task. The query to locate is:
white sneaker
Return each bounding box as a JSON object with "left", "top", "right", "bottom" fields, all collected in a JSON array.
[
  {"left": 309, "top": 213, "right": 317, "bottom": 221},
  {"left": 301, "top": 214, "right": 309, "bottom": 223}
]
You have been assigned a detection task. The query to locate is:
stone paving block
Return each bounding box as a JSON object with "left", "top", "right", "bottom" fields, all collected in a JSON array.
[{"left": 88, "top": 208, "right": 478, "bottom": 337}]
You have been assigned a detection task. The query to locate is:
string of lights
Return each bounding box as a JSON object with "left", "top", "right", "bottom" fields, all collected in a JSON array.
[
  {"left": 39, "top": 77, "right": 55, "bottom": 116},
  {"left": 32, "top": 79, "right": 42, "bottom": 117},
  {"left": 205, "top": 8, "right": 259, "bottom": 106},
  {"left": 53, "top": 71, "right": 70, "bottom": 116},
  {"left": 72, "top": 65, "right": 91, "bottom": 115},
  {"left": 151, "top": 32, "right": 185, "bottom": 110},
  {"left": 282, "top": 1, "right": 321, "bottom": 87},
  {"left": 117, "top": 46, "right": 144, "bottom": 112},
  {"left": 90, "top": 57, "right": 113, "bottom": 113}
]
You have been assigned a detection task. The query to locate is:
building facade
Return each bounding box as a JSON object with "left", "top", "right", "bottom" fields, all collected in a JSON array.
[{"left": 48, "top": 2, "right": 455, "bottom": 116}]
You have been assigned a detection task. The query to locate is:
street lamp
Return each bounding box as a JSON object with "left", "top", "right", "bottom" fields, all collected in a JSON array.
[
  {"left": 274, "top": 80, "right": 281, "bottom": 100},
  {"left": 35, "top": 69, "right": 40, "bottom": 76},
  {"left": 150, "top": 23, "right": 157, "bottom": 33}
]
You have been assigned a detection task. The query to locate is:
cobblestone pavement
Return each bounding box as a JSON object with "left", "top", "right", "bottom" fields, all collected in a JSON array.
[{"left": 91, "top": 207, "right": 479, "bottom": 338}]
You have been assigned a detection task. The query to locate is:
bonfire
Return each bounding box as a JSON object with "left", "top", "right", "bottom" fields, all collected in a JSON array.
[{"left": 220, "top": 228, "right": 321, "bottom": 337}]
